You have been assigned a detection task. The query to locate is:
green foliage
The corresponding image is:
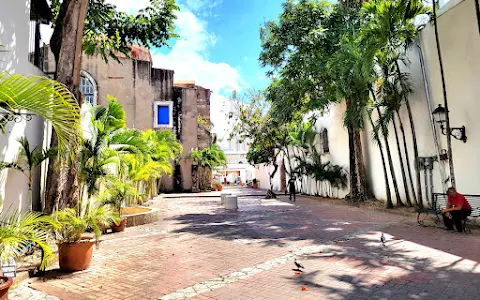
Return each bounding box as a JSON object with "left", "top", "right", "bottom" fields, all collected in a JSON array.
[
  {"left": 51, "top": 0, "right": 179, "bottom": 63},
  {"left": 0, "top": 211, "right": 59, "bottom": 270},
  {"left": 100, "top": 177, "right": 139, "bottom": 215},
  {"left": 0, "top": 137, "right": 57, "bottom": 209},
  {"left": 51, "top": 200, "right": 119, "bottom": 243},
  {"left": 0, "top": 73, "right": 80, "bottom": 153},
  {"left": 190, "top": 144, "right": 227, "bottom": 170}
]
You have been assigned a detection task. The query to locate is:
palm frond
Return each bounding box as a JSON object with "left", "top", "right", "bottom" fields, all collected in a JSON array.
[{"left": 0, "top": 73, "right": 81, "bottom": 153}]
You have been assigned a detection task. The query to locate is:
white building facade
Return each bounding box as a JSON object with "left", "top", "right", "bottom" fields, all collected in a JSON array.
[{"left": 0, "top": 0, "right": 51, "bottom": 214}]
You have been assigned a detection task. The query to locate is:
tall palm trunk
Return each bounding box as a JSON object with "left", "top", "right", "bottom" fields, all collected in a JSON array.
[
  {"left": 354, "top": 128, "right": 368, "bottom": 200},
  {"left": 396, "top": 110, "right": 418, "bottom": 207},
  {"left": 376, "top": 107, "right": 400, "bottom": 208},
  {"left": 346, "top": 100, "right": 358, "bottom": 200},
  {"left": 44, "top": 0, "right": 89, "bottom": 214},
  {"left": 392, "top": 115, "right": 409, "bottom": 206},
  {"left": 395, "top": 60, "right": 423, "bottom": 208},
  {"left": 368, "top": 113, "right": 392, "bottom": 208}
]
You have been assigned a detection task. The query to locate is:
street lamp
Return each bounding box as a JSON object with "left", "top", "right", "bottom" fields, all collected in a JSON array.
[{"left": 431, "top": 104, "right": 467, "bottom": 143}]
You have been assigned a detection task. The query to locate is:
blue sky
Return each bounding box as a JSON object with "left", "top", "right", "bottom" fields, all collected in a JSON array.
[
  {"left": 144, "top": 0, "right": 284, "bottom": 137},
  {"left": 41, "top": 0, "right": 284, "bottom": 137},
  {"left": 154, "top": 0, "right": 283, "bottom": 91}
]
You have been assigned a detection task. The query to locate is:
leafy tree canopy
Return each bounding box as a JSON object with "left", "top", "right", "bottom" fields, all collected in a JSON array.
[{"left": 50, "top": 0, "right": 179, "bottom": 63}]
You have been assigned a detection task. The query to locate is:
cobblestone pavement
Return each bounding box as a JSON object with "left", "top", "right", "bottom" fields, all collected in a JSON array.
[{"left": 13, "top": 188, "right": 480, "bottom": 300}]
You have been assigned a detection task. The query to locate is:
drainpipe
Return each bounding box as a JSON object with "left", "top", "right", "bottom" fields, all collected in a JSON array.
[
  {"left": 432, "top": 0, "right": 456, "bottom": 188},
  {"left": 476, "top": 0, "right": 480, "bottom": 33},
  {"left": 416, "top": 37, "right": 448, "bottom": 193}
]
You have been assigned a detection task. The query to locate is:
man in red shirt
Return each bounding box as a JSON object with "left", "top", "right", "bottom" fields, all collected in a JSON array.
[{"left": 442, "top": 187, "right": 472, "bottom": 232}]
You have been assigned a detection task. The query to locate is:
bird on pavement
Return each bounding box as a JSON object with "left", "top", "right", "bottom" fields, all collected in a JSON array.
[
  {"left": 381, "top": 233, "right": 386, "bottom": 246},
  {"left": 294, "top": 260, "right": 305, "bottom": 269}
]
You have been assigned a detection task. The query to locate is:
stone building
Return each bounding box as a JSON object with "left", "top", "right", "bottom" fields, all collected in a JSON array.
[{"left": 43, "top": 46, "right": 212, "bottom": 192}]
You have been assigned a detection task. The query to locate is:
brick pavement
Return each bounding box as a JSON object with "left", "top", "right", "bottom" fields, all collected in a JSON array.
[{"left": 13, "top": 187, "right": 480, "bottom": 300}]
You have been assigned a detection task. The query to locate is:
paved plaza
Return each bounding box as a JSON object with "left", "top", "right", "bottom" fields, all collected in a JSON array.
[{"left": 11, "top": 188, "right": 480, "bottom": 299}]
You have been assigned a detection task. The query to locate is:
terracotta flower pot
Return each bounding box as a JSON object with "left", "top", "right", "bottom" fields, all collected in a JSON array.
[
  {"left": 58, "top": 237, "right": 95, "bottom": 272},
  {"left": 111, "top": 218, "right": 127, "bottom": 232},
  {"left": 253, "top": 183, "right": 258, "bottom": 189},
  {"left": 217, "top": 185, "right": 223, "bottom": 191},
  {"left": 0, "top": 277, "right": 13, "bottom": 300}
]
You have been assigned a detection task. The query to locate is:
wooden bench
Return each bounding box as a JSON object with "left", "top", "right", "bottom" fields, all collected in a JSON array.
[{"left": 417, "top": 193, "right": 480, "bottom": 233}]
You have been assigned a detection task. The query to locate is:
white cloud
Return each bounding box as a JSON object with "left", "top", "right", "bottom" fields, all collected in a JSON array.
[
  {"left": 151, "top": 10, "right": 243, "bottom": 135},
  {"left": 107, "top": 0, "right": 150, "bottom": 14},
  {"left": 184, "top": 0, "right": 223, "bottom": 17}
]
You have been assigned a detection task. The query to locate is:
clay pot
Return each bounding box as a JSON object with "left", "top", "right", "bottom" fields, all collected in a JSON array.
[
  {"left": 58, "top": 237, "right": 95, "bottom": 272},
  {"left": 253, "top": 183, "right": 258, "bottom": 189},
  {"left": 0, "top": 277, "right": 13, "bottom": 300},
  {"left": 216, "top": 185, "right": 223, "bottom": 191},
  {"left": 110, "top": 218, "right": 127, "bottom": 233}
]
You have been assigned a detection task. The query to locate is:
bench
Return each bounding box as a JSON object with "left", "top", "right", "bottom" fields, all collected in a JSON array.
[{"left": 417, "top": 193, "right": 480, "bottom": 233}]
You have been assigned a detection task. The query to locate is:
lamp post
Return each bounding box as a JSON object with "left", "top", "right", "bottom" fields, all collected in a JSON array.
[{"left": 432, "top": 104, "right": 467, "bottom": 143}]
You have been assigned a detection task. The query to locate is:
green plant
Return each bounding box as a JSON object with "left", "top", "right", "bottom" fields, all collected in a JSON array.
[
  {"left": 0, "top": 72, "right": 80, "bottom": 153},
  {"left": 101, "top": 177, "right": 140, "bottom": 215},
  {"left": 0, "top": 137, "right": 57, "bottom": 210},
  {"left": 189, "top": 144, "right": 227, "bottom": 170},
  {"left": 215, "top": 181, "right": 222, "bottom": 186},
  {"left": 0, "top": 211, "right": 59, "bottom": 270},
  {"left": 51, "top": 199, "right": 119, "bottom": 243}
]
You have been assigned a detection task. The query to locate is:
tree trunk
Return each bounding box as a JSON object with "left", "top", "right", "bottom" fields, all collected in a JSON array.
[
  {"left": 354, "top": 128, "right": 368, "bottom": 200},
  {"left": 44, "top": 0, "right": 89, "bottom": 214},
  {"left": 368, "top": 113, "right": 392, "bottom": 208},
  {"left": 395, "top": 60, "right": 423, "bottom": 208},
  {"left": 392, "top": 115, "right": 409, "bottom": 207},
  {"left": 432, "top": 0, "right": 456, "bottom": 188},
  {"left": 377, "top": 107, "right": 400, "bottom": 208},
  {"left": 396, "top": 110, "right": 418, "bottom": 207},
  {"left": 347, "top": 125, "right": 358, "bottom": 199}
]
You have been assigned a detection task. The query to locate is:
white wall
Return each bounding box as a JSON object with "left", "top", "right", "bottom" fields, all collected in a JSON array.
[{"left": 0, "top": 0, "right": 47, "bottom": 214}]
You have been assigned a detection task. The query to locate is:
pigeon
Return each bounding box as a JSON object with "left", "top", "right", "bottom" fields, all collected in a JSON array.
[
  {"left": 294, "top": 260, "right": 305, "bottom": 269},
  {"left": 381, "top": 233, "right": 386, "bottom": 246},
  {"left": 292, "top": 268, "right": 303, "bottom": 273}
]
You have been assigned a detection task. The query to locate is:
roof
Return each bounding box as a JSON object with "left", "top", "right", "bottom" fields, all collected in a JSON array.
[{"left": 126, "top": 44, "right": 152, "bottom": 62}]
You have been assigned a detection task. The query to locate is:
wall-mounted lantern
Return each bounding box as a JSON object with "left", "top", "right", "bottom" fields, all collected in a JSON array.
[{"left": 431, "top": 104, "right": 467, "bottom": 143}]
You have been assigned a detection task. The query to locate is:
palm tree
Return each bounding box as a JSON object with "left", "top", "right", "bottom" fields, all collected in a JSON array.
[
  {"left": 0, "top": 137, "right": 57, "bottom": 211},
  {"left": 0, "top": 73, "right": 80, "bottom": 153},
  {"left": 367, "top": 103, "right": 393, "bottom": 208},
  {"left": 0, "top": 211, "right": 59, "bottom": 270}
]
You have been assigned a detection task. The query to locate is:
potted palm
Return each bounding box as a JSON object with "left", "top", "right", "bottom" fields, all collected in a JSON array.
[
  {"left": 252, "top": 178, "right": 258, "bottom": 189},
  {"left": 101, "top": 177, "right": 139, "bottom": 232},
  {"left": 52, "top": 199, "right": 119, "bottom": 272},
  {"left": 0, "top": 210, "right": 58, "bottom": 299},
  {"left": 215, "top": 181, "right": 223, "bottom": 191}
]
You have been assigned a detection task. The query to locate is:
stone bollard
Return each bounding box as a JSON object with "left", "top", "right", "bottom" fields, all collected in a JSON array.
[
  {"left": 224, "top": 195, "right": 238, "bottom": 210},
  {"left": 220, "top": 193, "right": 232, "bottom": 205}
]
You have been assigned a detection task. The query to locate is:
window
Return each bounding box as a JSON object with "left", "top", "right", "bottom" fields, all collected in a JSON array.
[
  {"left": 154, "top": 101, "right": 173, "bottom": 128},
  {"left": 320, "top": 128, "right": 329, "bottom": 153},
  {"left": 79, "top": 71, "right": 97, "bottom": 105}
]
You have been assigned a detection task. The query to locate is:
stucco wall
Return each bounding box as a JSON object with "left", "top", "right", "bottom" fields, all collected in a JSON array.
[
  {"left": 0, "top": 0, "right": 46, "bottom": 214},
  {"left": 177, "top": 87, "right": 198, "bottom": 191}
]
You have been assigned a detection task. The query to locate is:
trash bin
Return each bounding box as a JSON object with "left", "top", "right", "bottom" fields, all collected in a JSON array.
[
  {"left": 224, "top": 195, "right": 238, "bottom": 210},
  {"left": 220, "top": 193, "right": 231, "bottom": 205}
]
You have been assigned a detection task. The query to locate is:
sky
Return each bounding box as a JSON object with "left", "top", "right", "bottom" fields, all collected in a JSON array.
[
  {"left": 40, "top": 0, "right": 283, "bottom": 142},
  {"left": 109, "top": 0, "right": 284, "bottom": 142}
]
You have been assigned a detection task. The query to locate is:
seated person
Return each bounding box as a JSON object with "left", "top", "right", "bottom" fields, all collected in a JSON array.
[{"left": 441, "top": 187, "right": 472, "bottom": 232}]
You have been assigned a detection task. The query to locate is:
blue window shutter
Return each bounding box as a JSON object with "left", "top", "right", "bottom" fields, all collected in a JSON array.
[{"left": 157, "top": 105, "right": 170, "bottom": 125}]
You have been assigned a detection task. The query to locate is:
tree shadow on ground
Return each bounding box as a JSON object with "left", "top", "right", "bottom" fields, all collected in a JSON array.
[
  {"left": 277, "top": 230, "right": 480, "bottom": 300},
  {"left": 168, "top": 196, "right": 480, "bottom": 299}
]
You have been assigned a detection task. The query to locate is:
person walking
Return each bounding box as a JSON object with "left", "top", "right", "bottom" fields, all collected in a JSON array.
[{"left": 288, "top": 176, "right": 297, "bottom": 202}]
